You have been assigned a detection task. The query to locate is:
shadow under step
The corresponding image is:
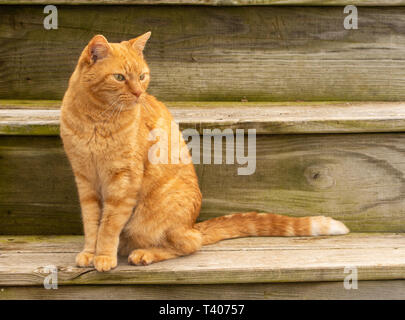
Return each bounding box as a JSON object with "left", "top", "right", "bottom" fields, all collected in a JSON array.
[{"left": 3, "top": 1, "right": 405, "bottom": 5}]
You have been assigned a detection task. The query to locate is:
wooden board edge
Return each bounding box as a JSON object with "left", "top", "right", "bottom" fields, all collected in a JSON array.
[
  {"left": 2, "top": 280, "right": 405, "bottom": 300},
  {"left": 2, "top": 120, "right": 405, "bottom": 136},
  {"left": 2, "top": 264, "right": 405, "bottom": 286}
]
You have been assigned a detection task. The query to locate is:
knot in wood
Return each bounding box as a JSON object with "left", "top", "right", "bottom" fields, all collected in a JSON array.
[{"left": 304, "top": 165, "right": 335, "bottom": 190}]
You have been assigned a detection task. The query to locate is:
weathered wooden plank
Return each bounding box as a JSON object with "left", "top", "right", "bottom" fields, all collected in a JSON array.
[
  {"left": 1, "top": 234, "right": 405, "bottom": 286},
  {"left": 2, "top": 133, "right": 405, "bottom": 234},
  {"left": 0, "top": 137, "right": 82, "bottom": 234},
  {"left": 3, "top": 102, "right": 405, "bottom": 135},
  {"left": 200, "top": 133, "right": 405, "bottom": 233},
  {"left": 1, "top": 233, "right": 404, "bottom": 253},
  {"left": 0, "top": 100, "right": 61, "bottom": 110},
  {"left": 1, "top": 1, "right": 405, "bottom": 6},
  {"left": 1, "top": 6, "right": 405, "bottom": 101},
  {"left": 2, "top": 280, "right": 405, "bottom": 300}
]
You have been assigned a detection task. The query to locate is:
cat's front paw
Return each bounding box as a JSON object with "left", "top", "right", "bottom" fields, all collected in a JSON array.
[
  {"left": 94, "top": 255, "right": 117, "bottom": 272},
  {"left": 75, "top": 251, "right": 94, "bottom": 267}
]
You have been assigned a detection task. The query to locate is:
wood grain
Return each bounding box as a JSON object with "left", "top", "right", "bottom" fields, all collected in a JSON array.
[
  {"left": 0, "top": 100, "right": 61, "bottom": 110},
  {"left": 2, "top": 133, "right": 405, "bottom": 234},
  {"left": 1, "top": 233, "right": 403, "bottom": 252},
  {"left": 2, "top": 281, "right": 405, "bottom": 300},
  {"left": 3, "top": 102, "right": 405, "bottom": 135},
  {"left": 1, "top": 6, "right": 405, "bottom": 101},
  {"left": 0, "top": 137, "right": 81, "bottom": 234},
  {"left": 1, "top": 234, "right": 405, "bottom": 286}
]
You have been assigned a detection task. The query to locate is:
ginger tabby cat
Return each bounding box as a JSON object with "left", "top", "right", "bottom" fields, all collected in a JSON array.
[{"left": 60, "top": 32, "right": 349, "bottom": 272}]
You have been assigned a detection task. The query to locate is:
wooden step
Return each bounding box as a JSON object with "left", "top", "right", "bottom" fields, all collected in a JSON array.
[
  {"left": 1, "top": 5, "right": 405, "bottom": 101},
  {"left": 1, "top": 233, "right": 405, "bottom": 299},
  {"left": 1, "top": 101, "right": 405, "bottom": 234},
  {"left": 2, "top": 101, "right": 405, "bottom": 135}
]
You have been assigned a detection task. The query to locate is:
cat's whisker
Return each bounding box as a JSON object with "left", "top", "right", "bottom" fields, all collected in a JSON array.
[
  {"left": 104, "top": 99, "right": 122, "bottom": 122},
  {"left": 142, "top": 101, "right": 153, "bottom": 115},
  {"left": 114, "top": 104, "right": 125, "bottom": 124},
  {"left": 110, "top": 101, "right": 125, "bottom": 123},
  {"left": 101, "top": 95, "right": 124, "bottom": 118},
  {"left": 97, "top": 98, "right": 120, "bottom": 120},
  {"left": 110, "top": 103, "right": 120, "bottom": 122}
]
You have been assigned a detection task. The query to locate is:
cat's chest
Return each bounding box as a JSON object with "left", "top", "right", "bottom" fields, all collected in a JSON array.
[{"left": 67, "top": 123, "right": 137, "bottom": 161}]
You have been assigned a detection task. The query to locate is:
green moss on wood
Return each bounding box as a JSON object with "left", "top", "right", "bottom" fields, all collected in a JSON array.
[
  {"left": 0, "top": 100, "right": 61, "bottom": 109},
  {"left": 0, "top": 125, "right": 60, "bottom": 136}
]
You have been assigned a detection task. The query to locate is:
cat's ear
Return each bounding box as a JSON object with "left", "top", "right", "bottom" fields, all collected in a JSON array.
[
  {"left": 129, "top": 31, "right": 151, "bottom": 52},
  {"left": 87, "top": 35, "right": 110, "bottom": 63}
]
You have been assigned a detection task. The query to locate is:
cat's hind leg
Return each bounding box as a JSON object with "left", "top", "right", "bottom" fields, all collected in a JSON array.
[
  {"left": 128, "top": 227, "right": 202, "bottom": 265},
  {"left": 128, "top": 247, "right": 180, "bottom": 265}
]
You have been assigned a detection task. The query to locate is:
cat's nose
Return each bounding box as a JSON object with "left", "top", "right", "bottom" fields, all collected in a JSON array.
[
  {"left": 131, "top": 89, "right": 143, "bottom": 98},
  {"left": 128, "top": 83, "right": 143, "bottom": 98}
]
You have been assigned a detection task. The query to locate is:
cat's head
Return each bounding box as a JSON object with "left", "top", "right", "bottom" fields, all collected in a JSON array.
[{"left": 75, "top": 32, "right": 152, "bottom": 108}]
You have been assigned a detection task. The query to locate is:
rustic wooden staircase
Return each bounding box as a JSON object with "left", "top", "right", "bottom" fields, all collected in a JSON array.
[{"left": 1, "top": 1, "right": 405, "bottom": 299}]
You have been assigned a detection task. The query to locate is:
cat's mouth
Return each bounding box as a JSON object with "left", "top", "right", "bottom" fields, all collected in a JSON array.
[
  {"left": 129, "top": 87, "right": 145, "bottom": 99},
  {"left": 132, "top": 93, "right": 145, "bottom": 104},
  {"left": 122, "top": 95, "right": 143, "bottom": 106}
]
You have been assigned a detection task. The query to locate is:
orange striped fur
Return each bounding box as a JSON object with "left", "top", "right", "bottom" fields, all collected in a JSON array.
[{"left": 60, "top": 33, "right": 349, "bottom": 272}]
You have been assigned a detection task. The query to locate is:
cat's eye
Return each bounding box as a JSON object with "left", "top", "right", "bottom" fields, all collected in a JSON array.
[
  {"left": 140, "top": 73, "right": 146, "bottom": 81},
  {"left": 113, "top": 74, "right": 126, "bottom": 81}
]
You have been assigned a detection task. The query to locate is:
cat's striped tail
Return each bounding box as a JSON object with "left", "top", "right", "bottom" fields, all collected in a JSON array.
[{"left": 194, "top": 212, "right": 349, "bottom": 246}]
